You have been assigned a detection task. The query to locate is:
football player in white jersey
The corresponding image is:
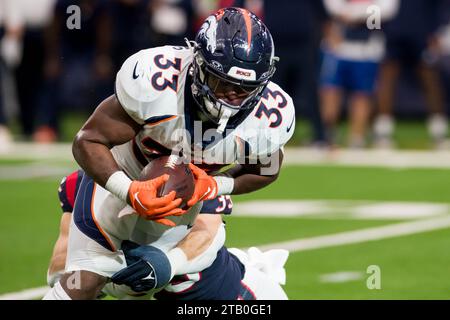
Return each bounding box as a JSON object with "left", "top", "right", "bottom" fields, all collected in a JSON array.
[
  {"left": 47, "top": 169, "right": 289, "bottom": 300},
  {"left": 44, "top": 7, "right": 295, "bottom": 300}
]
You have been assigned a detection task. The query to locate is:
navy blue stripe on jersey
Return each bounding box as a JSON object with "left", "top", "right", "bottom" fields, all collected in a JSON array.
[
  {"left": 73, "top": 173, "right": 115, "bottom": 252},
  {"left": 154, "top": 246, "right": 245, "bottom": 300},
  {"left": 144, "top": 115, "right": 176, "bottom": 125}
]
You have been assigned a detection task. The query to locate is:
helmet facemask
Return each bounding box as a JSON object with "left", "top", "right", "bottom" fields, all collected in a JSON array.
[
  {"left": 191, "top": 51, "right": 274, "bottom": 133},
  {"left": 189, "top": 7, "right": 278, "bottom": 134}
]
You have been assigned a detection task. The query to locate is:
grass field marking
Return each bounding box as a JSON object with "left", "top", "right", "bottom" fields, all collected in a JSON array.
[
  {"left": 4, "top": 215, "right": 450, "bottom": 300},
  {"left": 233, "top": 200, "right": 450, "bottom": 220},
  {"left": 283, "top": 148, "right": 450, "bottom": 168},
  {"left": 3, "top": 144, "right": 450, "bottom": 169},
  {"left": 254, "top": 215, "right": 450, "bottom": 252},
  {"left": 0, "top": 286, "right": 49, "bottom": 300},
  {"left": 0, "top": 143, "right": 73, "bottom": 160},
  {"left": 319, "top": 271, "right": 364, "bottom": 283},
  {"left": 0, "top": 164, "right": 75, "bottom": 180}
]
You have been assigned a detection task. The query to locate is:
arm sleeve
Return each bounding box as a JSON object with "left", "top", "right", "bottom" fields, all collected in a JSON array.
[{"left": 174, "top": 223, "right": 226, "bottom": 275}]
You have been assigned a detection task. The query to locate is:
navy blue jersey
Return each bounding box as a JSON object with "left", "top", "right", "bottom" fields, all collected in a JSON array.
[
  {"left": 154, "top": 246, "right": 249, "bottom": 300},
  {"left": 58, "top": 170, "right": 233, "bottom": 215}
]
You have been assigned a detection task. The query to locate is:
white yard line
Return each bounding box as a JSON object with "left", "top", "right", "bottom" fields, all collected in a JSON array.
[
  {"left": 3, "top": 215, "right": 450, "bottom": 300},
  {"left": 0, "top": 286, "right": 49, "bottom": 300},
  {"left": 255, "top": 216, "right": 450, "bottom": 252},
  {"left": 319, "top": 271, "right": 364, "bottom": 283},
  {"left": 233, "top": 200, "right": 450, "bottom": 220},
  {"left": 0, "top": 164, "right": 75, "bottom": 180},
  {"left": 3, "top": 144, "right": 450, "bottom": 168},
  {"left": 0, "top": 143, "right": 73, "bottom": 161},
  {"left": 283, "top": 148, "right": 450, "bottom": 169}
]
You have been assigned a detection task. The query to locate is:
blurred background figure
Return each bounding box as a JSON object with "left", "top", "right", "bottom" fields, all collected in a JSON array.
[
  {"left": 108, "top": 0, "right": 154, "bottom": 70},
  {"left": 35, "top": 0, "right": 113, "bottom": 143},
  {"left": 149, "top": 0, "right": 194, "bottom": 47},
  {"left": 319, "top": 0, "right": 399, "bottom": 149},
  {"left": 374, "top": 0, "right": 450, "bottom": 149},
  {"left": 264, "top": 0, "right": 327, "bottom": 146},
  {"left": 0, "top": 0, "right": 24, "bottom": 150},
  {"left": 1, "top": 0, "right": 449, "bottom": 148},
  {"left": 10, "top": 0, "right": 56, "bottom": 143},
  {"left": 192, "top": 0, "right": 249, "bottom": 32},
  {"left": 438, "top": 4, "right": 450, "bottom": 94}
]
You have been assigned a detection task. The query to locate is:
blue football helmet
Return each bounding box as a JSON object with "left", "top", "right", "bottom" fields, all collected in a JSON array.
[{"left": 190, "top": 7, "right": 278, "bottom": 133}]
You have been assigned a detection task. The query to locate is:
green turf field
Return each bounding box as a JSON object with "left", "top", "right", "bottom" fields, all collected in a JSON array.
[
  {"left": 9, "top": 114, "right": 438, "bottom": 150},
  {"left": 1, "top": 159, "right": 450, "bottom": 299}
]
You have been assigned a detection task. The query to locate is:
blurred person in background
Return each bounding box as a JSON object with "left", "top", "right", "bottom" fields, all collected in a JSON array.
[
  {"left": 374, "top": 0, "right": 449, "bottom": 149},
  {"left": 36, "top": 0, "right": 113, "bottom": 143},
  {"left": 8, "top": 0, "right": 56, "bottom": 142},
  {"left": 319, "top": 0, "right": 399, "bottom": 149},
  {"left": 264, "top": 0, "right": 327, "bottom": 146},
  {"left": 192, "top": 0, "right": 247, "bottom": 29},
  {"left": 148, "top": 0, "right": 194, "bottom": 47},
  {"left": 0, "top": 0, "right": 23, "bottom": 149},
  {"left": 437, "top": 3, "right": 450, "bottom": 87},
  {"left": 108, "top": 0, "right": 154, "bottom": 71}
]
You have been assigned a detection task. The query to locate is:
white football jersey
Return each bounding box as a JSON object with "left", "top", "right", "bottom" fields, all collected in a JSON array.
[{"left": 113, "top": 45, "right": 295, "bottom": 179}]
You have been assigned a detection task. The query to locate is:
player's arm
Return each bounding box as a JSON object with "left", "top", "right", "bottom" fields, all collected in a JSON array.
[
  {"left": 186, "top": 149, "right": 283, "bottom": 207},
  {"left": 72, "top": 94, "right": 139, "bottom": 188},
  {"left": 47, "top": 212, "right": 71, "bottom": 287},
  {"left": 227, "top": 149, "right": 283, "bottom": 195},
  {"left": 171, "top": 214, "right": 224, "bottom": 270},
  {"left": 111, "top": 214, "right": 225, "bottom": 292},
  {"left": 72, "top": 95, "right": 183, "bottom": 222}
]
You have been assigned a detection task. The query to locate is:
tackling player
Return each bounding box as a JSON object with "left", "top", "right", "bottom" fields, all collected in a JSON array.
[
  {"left": 44, "top": 7, "right": 295, "bottom": 300},
  {"left": 47, "top": 169, "right": 288, "bottom": 300}
]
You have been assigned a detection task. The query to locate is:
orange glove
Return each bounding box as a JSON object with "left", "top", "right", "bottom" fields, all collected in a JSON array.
[
  {"left": 187, "top": 163, "right": 218, "bottom": 207},
  {"left": 128, "top": 174, "right": 185, "bottom": 226},
  {"left": 145, "top": 209, "right": 187, "bottom": 227}
]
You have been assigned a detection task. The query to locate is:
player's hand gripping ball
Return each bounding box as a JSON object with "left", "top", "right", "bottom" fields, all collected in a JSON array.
[{"left": 128, "top": 155, "right": 195, "bottom": 226}]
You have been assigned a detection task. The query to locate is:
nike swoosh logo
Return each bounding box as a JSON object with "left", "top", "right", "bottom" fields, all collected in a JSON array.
[
  {"left": 287, "top": 117, "right": 295, "bottom": 133},
  {"left": 199, "top": 187, "right": 211, "bottom": 201},
  {"left": 146, "top": 269, "right": 155, "bottom": 280},
  {"left": 134, "top": 192, "right": 148, "bottom": 210},
  {"left": 187, "top": 223, "right": 194, "bottom": 229},
  {"left": 132, "top": 61, "right": 139, "bottom": 79},
  {"left": 144, "top": 262, "right": 157, "bottom": 288}
]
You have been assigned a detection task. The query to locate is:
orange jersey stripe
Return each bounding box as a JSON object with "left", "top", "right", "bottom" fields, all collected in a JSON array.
[
  {"left": 145, "top": 115, "right": 177, "bottom": 127},
  {"left": 238, "top": 8, "right": 252, "bottom": 55},
  {"left": 215, "top": 8, "right": 225, "bottom": 20}
]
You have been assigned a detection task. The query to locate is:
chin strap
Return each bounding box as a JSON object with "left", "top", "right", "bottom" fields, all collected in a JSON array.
[{"left": 217, "top": 108, "right": 232, "bottom": 134}]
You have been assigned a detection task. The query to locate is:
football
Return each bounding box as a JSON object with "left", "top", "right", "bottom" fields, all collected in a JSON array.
[{"left": 139, "top": 155, "right": 195, "bottom": 209}]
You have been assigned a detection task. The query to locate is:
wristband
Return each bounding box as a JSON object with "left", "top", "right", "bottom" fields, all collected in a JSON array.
[
  {"left": 105, "top": 171, "right": 132, "bottom": 202},
  {"left": 213, "top": 176, "right": 234, "bottom": 196},
  {"left": 166, "top": 247, "right": 188, "bottom": 279}
]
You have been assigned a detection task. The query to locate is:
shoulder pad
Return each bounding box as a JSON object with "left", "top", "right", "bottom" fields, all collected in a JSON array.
[
  {"left": 244, "top": 82, "right": 296, "bottom": 158},
  {"left": 115, "top": 46, "right": 193, "bottom": 124}
]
